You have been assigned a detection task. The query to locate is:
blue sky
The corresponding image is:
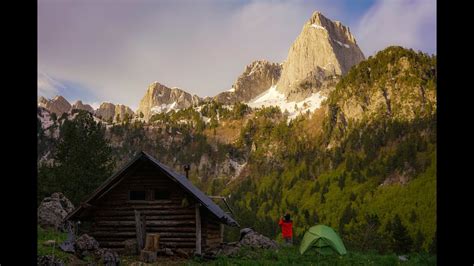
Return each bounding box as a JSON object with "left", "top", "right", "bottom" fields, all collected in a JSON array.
[{"left": 38, "top": 0, "right": 436, "bottom": 111}]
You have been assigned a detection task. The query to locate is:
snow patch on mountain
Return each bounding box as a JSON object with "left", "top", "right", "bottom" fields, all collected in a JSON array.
[
  {"left": 151, "top": 102, "right": 178, "bottom": 114},
  {"left": 335, "top": 40, "right": 350, "bottom": 48},
  {"left": 311, "top": 24, "right": 327, "bottom": 31},
  {"left": 247, "top": 85, "right": 326, "bottom": 120}
]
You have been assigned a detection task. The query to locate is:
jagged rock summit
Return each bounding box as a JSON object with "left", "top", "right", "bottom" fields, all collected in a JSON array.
[
  {"left": 38, "top": 95, "right": 72, "bottom": 116},
  {"left": 72, "top": 100, "right": 94, "bottom": 113},
  {"left": 137, "top": 81, "right": 202, "bottom": 121},
  {"left": 276, "top": 11, "right": 365, "bottom": 101},
  {"left": 214, "top": 60, "right": 282, "bottom": 104},
  {"left": 95, "top": 102, "right": 134, "bottom": 122}
]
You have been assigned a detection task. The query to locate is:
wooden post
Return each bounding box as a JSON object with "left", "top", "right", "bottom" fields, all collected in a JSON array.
[
  {"left": 195, "top": 203, "right": 201, "bottom": 255},
  {"left": 135, "top": 210, "right": 146, "bottom": 250},
  {"left": 220, "top": 223, "right": 224, "bottom": 243}
]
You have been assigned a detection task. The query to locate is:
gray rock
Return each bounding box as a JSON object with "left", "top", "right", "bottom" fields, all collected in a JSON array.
[
  {"left": 398, "top": 255, "right": 408, "bottom": 261},
  {"left": 37, "top": 255, "right": 65, "bottom": 266},
  {"left": 97, "top": 248, "right": 120, "bottom": 266},
  {"left": 164, "top": 248, "right": 174, "bottom": 256},
  {"left": 240, "top": 230, "right": 279, "bottom": 249},
  {"left": 38, "top": 192, "right": 74, "bottom": 231},
  {"left": 175, "top": 248, "right": 190, "bottom": 258},
  {"left": 75, "top": 234, "right": 100, "bottom": 257},
  {"left": 123, "top": 238, "right": 138, "bottom": 255}
]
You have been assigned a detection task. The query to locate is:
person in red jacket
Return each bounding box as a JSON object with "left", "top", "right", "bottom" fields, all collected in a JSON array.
[{"left": 279, "top": 213, "right": 293, "bottom": 245}]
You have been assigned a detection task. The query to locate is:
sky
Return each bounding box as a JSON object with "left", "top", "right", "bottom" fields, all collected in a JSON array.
[{"left": 38, "top": 0, "right": 436, "bottom": 111}]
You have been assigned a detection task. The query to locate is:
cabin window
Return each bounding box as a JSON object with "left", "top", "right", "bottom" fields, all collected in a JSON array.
[
  {"left": 129, "top": 190, "right": 146, "bottom": 200},
  {"left": 154, "top": 189, "right": 171, "bottom": 200}
]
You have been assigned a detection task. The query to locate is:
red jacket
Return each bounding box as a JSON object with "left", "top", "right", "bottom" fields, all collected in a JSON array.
[{"left": 279, "top": 218, "right": 293, "bottom": 237}]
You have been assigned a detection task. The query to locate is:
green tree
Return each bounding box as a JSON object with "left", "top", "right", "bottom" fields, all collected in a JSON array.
[
  {"left": 50, "top": 112, "right": 57, "bottom": 122},
  {"left": 51, "top": 110, "right": 115, "bottom": 204},
  {"left": 386, "top": 214, "right": 413, "bottom": 254}
]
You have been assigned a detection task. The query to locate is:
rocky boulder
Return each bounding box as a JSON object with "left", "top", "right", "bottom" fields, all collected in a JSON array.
[
  {"left": 239, "top": 228, "right": 279, "bottom": 249},
  {"left": 203, "top": 228, "right": 278, "bottom": 258},
  {"left": 75, "top": 234, "right": 100, "bottom": 258},
  {"left": 37, "top": 255, "right": 65, "bottom": 266},
  {"left": 38, "top": 192, "right": 75, "bottom": 230},
  {"left": 96, "top": 248, "right": 120, "bottom": 266}
]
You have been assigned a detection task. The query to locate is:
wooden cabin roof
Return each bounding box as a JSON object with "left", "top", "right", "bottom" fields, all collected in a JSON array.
[{"left": 65, "top": 151, "right": 239, "bottom": 227}]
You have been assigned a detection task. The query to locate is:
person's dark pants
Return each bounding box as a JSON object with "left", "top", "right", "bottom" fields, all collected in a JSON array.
[{"left": 283, "top": 236, "right": 293, "bottom": 246}]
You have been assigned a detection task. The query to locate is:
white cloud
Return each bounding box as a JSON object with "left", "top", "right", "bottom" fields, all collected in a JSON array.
[{"left": 355, "top": 0, "right": 436, "bottom": 56}]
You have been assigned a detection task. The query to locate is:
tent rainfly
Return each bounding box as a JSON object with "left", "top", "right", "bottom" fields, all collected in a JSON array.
[{"left": 299, "top": 224, "right": 347, "bottom": 255}]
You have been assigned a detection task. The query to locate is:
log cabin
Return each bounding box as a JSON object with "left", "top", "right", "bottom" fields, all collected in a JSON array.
[{"left": 65, "top": 151, "right": 239, "bottom": 254}]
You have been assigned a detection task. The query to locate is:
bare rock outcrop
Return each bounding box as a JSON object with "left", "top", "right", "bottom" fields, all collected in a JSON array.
[
  {"left": 137, "top": 82, "right": 202, "bottom": 121},
  {"left": 214, "top": 60, "right": 282, "bottom": 104},
  {"left": 95, "top": 102, "right": 134, "bottom": 122},
  {"left": 38, "top": 192, "right": 75, "bottom": 231},
  {"left": 38, "top": 96, "right": 72, "bottom": 116},
  {"left": 71, "top": 100, "right": 94, "bottom": 113},
  {"left": 276, "top": 11, "right": 365, "bottom": 101}
]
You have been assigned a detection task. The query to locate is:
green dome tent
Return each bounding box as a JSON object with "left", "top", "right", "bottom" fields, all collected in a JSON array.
[{"left": 299, "top": 225, "right": 347, "bottom": 255}]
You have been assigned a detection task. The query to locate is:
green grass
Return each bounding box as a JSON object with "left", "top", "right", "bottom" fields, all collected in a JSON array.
[
  {"left": 37, "top": 225, "right": 73, "bottom": 262},
  {"left": 38, "top": 226, "right": 98, "bottom": 264},
  {"left": 185, "top": 246, "right": 436, "bottom": 266},
  {"left": 37, "top": 227, "right": 436, "bottom": 265}
]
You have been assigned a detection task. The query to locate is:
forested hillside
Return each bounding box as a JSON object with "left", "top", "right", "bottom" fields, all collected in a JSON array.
[{"left": 38, "top": 46, "right": 436, "bottom": 255}]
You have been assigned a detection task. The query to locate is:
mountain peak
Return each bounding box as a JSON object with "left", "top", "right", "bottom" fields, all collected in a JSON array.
[
  {"left": 38, "top": 95, "right": 71, "bottom": 116},
  {"left": 214, "top": 60, "right": 281, "bottom": 104},
  {"left": 137, "top": 81, "right": 202, "bottom": 121},
  {"left": 95, "top": 102, "right": 134, "bottom": 122},
  {"left": 72, "top": 100, "right": 95, "bottom": 113},
  {"left": 275, "top": 11, "right": 365, "bottom": 101}
]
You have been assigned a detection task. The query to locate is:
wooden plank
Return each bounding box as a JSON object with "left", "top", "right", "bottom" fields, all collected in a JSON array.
[
  {"left": 95, "top": 214, "right": 195, "bottom": 221},
  {"left": 95, "top": 209, "right": 195, "bottom": 216},
  {"left": 195, "top": 203, "right": 201, "bottom": 255},
  {"left": 90, "top": 226, "right": 196, "bottom": 232},
  {"left": 91, "top": 231, "right": 196, "bottom": 238},
  {"left": 97, "top": 220, "right": 195, "bottom": 227}
]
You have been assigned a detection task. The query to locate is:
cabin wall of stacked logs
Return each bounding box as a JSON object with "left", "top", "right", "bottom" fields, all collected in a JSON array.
[{"left": 84, "top": 165, "right": 223, "bottom": 253}]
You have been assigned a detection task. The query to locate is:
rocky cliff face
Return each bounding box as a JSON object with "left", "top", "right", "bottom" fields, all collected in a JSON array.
[
  {"left": 214, "top": 60, "right": 282, "bottom": 104},
  {"left": 38, "top": 95, "right": 72, "bottom": 116},
  {"left": 95, "top": 102, "right": 134, "bottom": 122},
  {"left": 276, "top": 11, "right": 365, "bottom": 101},
  {"left": 114, "top": 104, "right": 135, "bottom": 121},
  {"left": 71, "top": 100, "right": 95, "bottom": 113},
  {"left": 137, "top": 82, "right": 202, "bottom": 121}
]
